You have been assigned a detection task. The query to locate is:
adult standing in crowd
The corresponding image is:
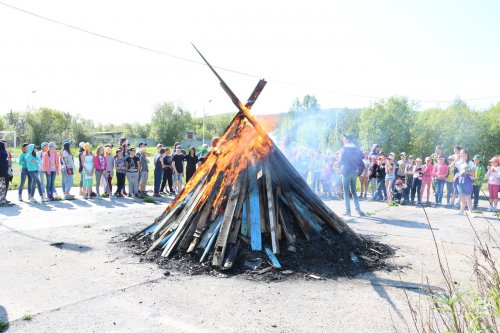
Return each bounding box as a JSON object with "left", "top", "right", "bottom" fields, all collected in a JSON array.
[
  {"left": 404, "top": 155, "right": 415, "bottom": 202},
  {"left": 172, "top": 146, "right": 185, "bottom": 194},
  {"left": 160, "top": 147, "right": 174, "bottom": 195},
  {"left": 339, "top": 134, "right": 365, "bottom": 216},
  {"left": 61, "top": 140, "right": 75, "bottom": 200},
  {"left": 451, "top": 149, "right": 475, "bottom": 215},
  {"left": 18, "top": 143, "right": 31, "bottom": 201},
  {"left": 185, "top": 147, "right": 198, "bottom": 183},
  {"left": 0, "top": 140, "right": 10, "bottom": 206},
  {"left": 472, "top": 154, "right": 486, "bottom": 210}
]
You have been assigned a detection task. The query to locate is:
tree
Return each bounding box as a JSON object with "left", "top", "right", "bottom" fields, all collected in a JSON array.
[
  {"left": 359, "top": 97, "right": 413, "bottom": 154},
  {"left": 477, "top": 103, "right": 500, "bottom": 160},
  {"left": 25, "top": 108, "right": 68, "bottom": 144},
  {"left": 150, "top": 102, "right": 192, "bottom": 145}
]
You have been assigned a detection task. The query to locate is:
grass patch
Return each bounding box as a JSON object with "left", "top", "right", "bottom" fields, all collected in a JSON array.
[
  {"left": 364, "top": 211, "right": 375, "bottom": 216},
  {"left": 22, "top": 314, "right": 32, "bottom": 321},
  {"left": 0, "top": 319, "right": 7, "bottom": 331},
  {"left": 472, "top": 209, "right": 483, "bottom": 214},
  {"left": 83, "top": 224, "right": 91, "bottom": 228},
  {"left": 388, "top": 201, "right": 398, "bottom": 207},
  {"left": 142, "top": 197, "right": 156, "bottom": 204}
]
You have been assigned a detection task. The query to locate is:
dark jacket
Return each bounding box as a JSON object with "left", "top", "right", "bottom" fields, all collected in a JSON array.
[
  {"left": 0, "top": 142, "right": 9, "bottom": 177},
  {"left": 339, "top": 143, "right": 364, "bottom": 175}
]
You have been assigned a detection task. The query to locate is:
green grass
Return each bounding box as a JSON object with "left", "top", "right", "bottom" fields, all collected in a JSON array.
[
  {"left": 83, "top": 224, "right": 91, "bottom": 228},
  {"left": 22, "top": 314, "right": 32, "bottom": 321},
  {"left": 0, "top": 319, "right": 7, "bottom": 331}
]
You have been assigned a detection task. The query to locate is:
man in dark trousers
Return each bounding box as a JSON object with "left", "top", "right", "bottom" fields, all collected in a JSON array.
[{"left": 339, "top": 134, "right": 366, "bottom": 217}]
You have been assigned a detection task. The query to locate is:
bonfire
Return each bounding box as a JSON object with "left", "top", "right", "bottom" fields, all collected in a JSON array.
[{"left": 130, "top": 46, "right": 388, "bottom": 273}]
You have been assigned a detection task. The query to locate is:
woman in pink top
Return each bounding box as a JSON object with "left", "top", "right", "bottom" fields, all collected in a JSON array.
[
  {"left": 93, "top": 146, "right": 108, "bottom": 198},
  {"left": 486, "top": 157, "right": 500, "bottom": 212},
  {"left": 42, "top": 142, "right": 60, "bottom": 201},
  {"left": 432, "top": 155, "right": 449, "bottom": 206},
  {"left": 421, "top": 157, "right": 434, "bottom": 204}
]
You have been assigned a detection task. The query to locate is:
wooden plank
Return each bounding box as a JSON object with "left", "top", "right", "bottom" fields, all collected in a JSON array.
[
  {"left": 161, "top": 180, "right": 208, "bottom": 257},
  {"left": 290, "top": 193, "right": 322, "bottom": 235},
  {"left": 197, "top": 216, "right": 223, "bottom": 250},
  {"left": 212, "top": 176, "right": 244, "bottom": 267},
  {"left": 240, "top": 199, "right": 248, "bottom": 236},
  {"left": 264, "top": 163, "right": 279, "bottom": 254},
  {"left": 228, "top": 172, "right": 248, "bottom": 245},
  {"left": 248, "top": 163, "right": 262, "bottom": 251},
  {"left": 275, "top": 187, "right": 282, "bottom": 240},
  {"left": 199, "top": 219, "right": 222, "bottom": 263},
  {"left": 258, "top": 174, "right": 267, "bottom": 233},
  {"left": 278, "top": 205, "right": 296, "bottom": 252},
  {"left": 184, "top": 172, "right": 225, "bottom": 252},
  {"left": 265, "top": 247, "right": 282, "bottom": 269},
  {"left": 223, "top": 239, "right": 240, "bottom": 270},
  {"left": 282, "top": 193, "right": 312, "bottom": 241}
]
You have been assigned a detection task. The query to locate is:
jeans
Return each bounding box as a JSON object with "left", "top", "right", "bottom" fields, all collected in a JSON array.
[
  {"left": 411, "top": 178, "right": 422, "bottom": 203},
  {"left": 374, "top": 178, "right": 387, "bottom": 200},
  {"left": 472, "top": 185, "right": 481, "bottom": 209},
  {"left": 46, "top": 171, "right": 56, "bottom": 198},
  {"left": 435, "top": 179, "right": 445, "bottom": 204},
  {"left": 446, "top": 181, "right": 454, "bottom": 203},
  {"left": 40, "top": 171, "right": 47, "bottom": 196},
  {"left": 116, "top": 173, "right": 126, "bottom": 194},
  {"left": 126, "top": 172, "right": 139, "bottom": 195},
  {"left": 29, "top": 171, "right": 43, "bottom": 198},
  {"left": 404, "top": 177, "right": 413, "bottom": 201},
  {"left": 95, "top": 169, "right": 105, "bottom": 195},
  {"left": 154, "top": 168, "right": 163, "bottom": 194},
  {"left": 62, "top": 169, "right": 67, "bottom": 193},
  {"left": 18, "top": 168, "right": 32, "bottom": 196},
  {"left": 343, "top": 172, "right": 361, "bottom": 213},
  {"left": 62, "top": 169, "right": 74, "bottom": 194}
]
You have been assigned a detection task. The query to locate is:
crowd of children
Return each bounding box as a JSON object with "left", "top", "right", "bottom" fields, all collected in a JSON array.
[
  {"left": 291, "top": 144, "right": 500, "bottom": 215},
  {"left": 0, "top": 137, "right": 213, "bottom": 206}
]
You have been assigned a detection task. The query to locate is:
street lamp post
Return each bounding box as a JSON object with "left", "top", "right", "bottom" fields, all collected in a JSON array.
[{"left": 202, "top": 99, "right": 213, "bottom": 146}]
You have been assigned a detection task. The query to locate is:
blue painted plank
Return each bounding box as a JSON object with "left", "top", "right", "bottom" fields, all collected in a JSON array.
[
  {"left": 291, "top": 194, "right": 322, "bottom": 234},
  {"left": 199, "top": 219, "right": 223, "bottom": 263},
  {"left": 265, "top": 247, "right": 282, "bottom": 269},
  {"left": 198, "top": 216, "right": 222, "bottom": 249},
  {"left": 160, "top": 232, "right": 175, "bottom": 249},
  {"left": 248, "top": 164, "right": 262, "bottom": 251},
  {"left": 240, "top": 200, "right": 248, "bottom": 236},
  {"left": 144, "top": 225, "right": 157, "bottom": 235}
]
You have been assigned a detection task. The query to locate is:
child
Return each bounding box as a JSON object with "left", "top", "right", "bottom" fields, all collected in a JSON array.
[
  {"left": 60, "top": 140, "right": 76, "bottom": 199},
  {"left": 93, "top": 146, "right": 108, "bottom": 199},
  {"left": 393, "top": 179, "right": 407, "bottom": 204},
  {"left": 368, "top": 156, "right": 378, "bottom": 198},
  {"left": 172, "top": 146, "right": 185, "bottom": 194},
  {"left": 358, "top": 151, "right": 370, "bottom": 198},
  {"left": 486, "top": 157, "right": 500, "bottom": 212},
  {"left": 38, "top": 142, "right": 49, "bottom": 200},
  {"left": 125, "top": 147, "right": 141, "bottom": 197},
  {"left": 385, "top": 157, "right": 395, "bottom": 202},
  {"left": 446, "top": 156, "right": 457, "bottom": 207},
  {"left": 198, "top": 147, "right": 209, "bottom": 166},
  {"left": 472, "top": 155, "right": 486, "bottom": 210},
  {"left": 154, "top": 148, "right": 165, "bottom": 197},
  {"left": 139, "top": 148, "right": 149, "bottom": 195},
  {"left": 26, "top": 144, "right": 44, "bottom": 203},
  {"left": 80, "top": 143, "right": 94, "bottom": 200},
  {"left": 104, "top": 146, "right": 115, "bottom": 198},
  {"left": 78, "top": 142, "right": 85, "bottom": 196},
  {"left": 42, "top": 142, "right": 60, "bottom": 201},
  {"left": 432, "top": 155, "right": 449, "bottom": 206},
  {"left": 114, "top": 149, "right": 126, "bottom": 197},
  {"left": 18, "top": 143, "right": 32, "bottom": 202},
  {"left": 421, "top": 157, "right": 433, "bottom": 204},
  {"left": 373, "top": 155, "right": 387, "bottom": 201},
  {"left": 411, "top": 158, "right": 423, "bottom": 205}
]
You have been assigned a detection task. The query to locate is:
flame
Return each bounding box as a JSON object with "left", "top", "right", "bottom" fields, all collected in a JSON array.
[{"left": 158, "top": 110, "right": 274, "bottom": 219}]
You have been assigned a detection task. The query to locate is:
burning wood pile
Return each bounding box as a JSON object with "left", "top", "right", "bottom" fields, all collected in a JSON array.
[{"left": 130, "top": 46, "right": 386, "bottom": 274}]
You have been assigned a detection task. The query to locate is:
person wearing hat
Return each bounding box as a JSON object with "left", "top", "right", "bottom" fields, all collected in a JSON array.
[
  {"left": 125, "top": 147, "right": 141, "bottom": 197},
  {"left": 486, "top": 157, "right": 500, "bottom": 212},
  {"left": 60, "top": 140, "right": 75, "bottom": 199},
  {"left": 80, "top": 143, "right": 94, "bottom": 200},
  {"left": 339, "top": 134, "right": 366, "bottom": 216},
  {"left": 37, "top": 141, "right": 49, "bottom": 200},
  {"left": 136, "top": 142, "right": 147, "bottom": 159},
  {"left": 198, "top": 147, "right": 209, "bottom": 166},
  {"left": 472, "top": 154, "right": 486, "bottom": 210},
  {"left": 17, "top": 143, "right": 32, "bottom": 201},
  {"left": 42, "top": 142, "right": 60, "bottom": 201}
]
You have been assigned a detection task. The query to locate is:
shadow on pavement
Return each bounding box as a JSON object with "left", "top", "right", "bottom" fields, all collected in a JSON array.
[{"left": 50, "top": 242, "right": 92, "bottom": 252}]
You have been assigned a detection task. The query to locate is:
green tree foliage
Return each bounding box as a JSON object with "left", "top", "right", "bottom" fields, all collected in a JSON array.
[
  {"left": 359, "top": 97, "right": 413, "bottom": 154},
  {"left": 477, "top": 103, "right": 500, "bottom": 159},
  {"left": 150, "top": 102, "right": 192, "bottom": 145},
  {"left": 3, "top": 111, "right": 28, "bottom": 142},
  {"left": 25, "top": 108, "right": 68, "bottom": 144}
]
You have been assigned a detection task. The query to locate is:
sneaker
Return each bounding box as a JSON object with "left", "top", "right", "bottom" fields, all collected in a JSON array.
[
  {"left": 18, "top": 195, "right": 23, "bottom": 202},
  {"left": 154, "top": 193, "right": 161, "bottom": 197},
  {"left": 29, "top": 198, "right": 37, "bottom": 203},
  {"left": 159, "top": 191, "right": 166, "bottom": 195},
  {"left": 342, "top": 212, "right": 351, "bottom": 217},
  {"left": 110, "top": 193, "right": 116, "bottom": 198},
  {"left": 454, "top": 211, "right": 465, "bottom": 215},
  {"left": 356, "top": 210, "right": 366, "bottom": 217},
  {"left": 487, "top": 207, "right": 493, "bottom": 212},
  {"left": 96, "top": 195, "right": 102, "bottom": 199}
]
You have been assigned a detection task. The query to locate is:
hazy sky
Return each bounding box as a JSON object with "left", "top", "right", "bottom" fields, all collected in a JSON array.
[{"left": 1, "top": 0, "right": 499, "bottom": 124}]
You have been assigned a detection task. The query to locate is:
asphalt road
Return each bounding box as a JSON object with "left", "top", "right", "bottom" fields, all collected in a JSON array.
[{"left": 1, "top": 189, "right": 498, "bottom": 332}]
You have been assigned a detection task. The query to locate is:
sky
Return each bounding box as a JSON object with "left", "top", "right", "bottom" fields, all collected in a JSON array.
[{"left": 1, "top": 0, "right": 499, "bottom": 124}]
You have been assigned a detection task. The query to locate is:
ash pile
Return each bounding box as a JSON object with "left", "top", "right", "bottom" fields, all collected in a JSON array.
[{"left": 127, "top": 46, "right": 393, "bottom": 279}]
